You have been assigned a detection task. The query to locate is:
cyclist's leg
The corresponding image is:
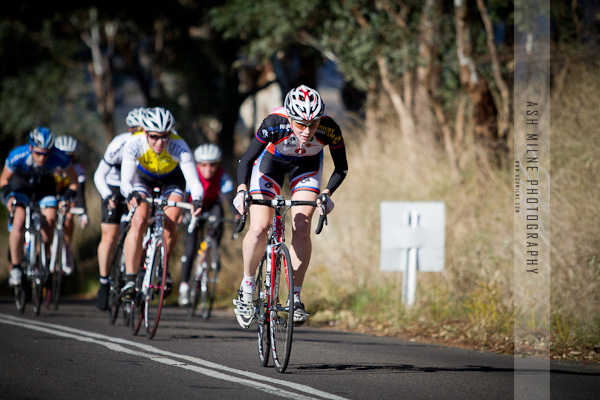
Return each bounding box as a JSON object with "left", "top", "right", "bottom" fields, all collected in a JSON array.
[
  {"left": 163, "top": 192, "right": 183, "bottom": 261},
  {"left": 39, "top": 199, "right": 57, "bottom": 246},
  {"left": 8, "top": 205, "right": 26, "bottom": 266},
  {"left": 123, "top": 200, "right": 150, "bottom": 285}
]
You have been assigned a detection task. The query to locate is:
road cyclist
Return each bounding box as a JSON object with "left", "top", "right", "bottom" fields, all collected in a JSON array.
[
  {"left": 235, "top": 193, "right": 328, "bottom": 372},
  {"left": 1, "top": 127, "right": 79, "bottom": 310},
  {"left": 232, "top": 84, "right": 348, "bottom": 330},
  {"left": 178, "top": 143, "right": 239, "bottom": 311},
  {"left": 53, "top": 135, "right": 89, "bottom": 276},
  {"left": 119, "top": 107, "right": 203, "bottom": 304}
]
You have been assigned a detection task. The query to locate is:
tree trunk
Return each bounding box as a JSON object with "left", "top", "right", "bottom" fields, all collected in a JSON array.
[
  {"left": 81, "top": 8, "right": 117, "bottom": 144},
  {"left": 454, "top": 0, "right": 505, "bottom": 167}
]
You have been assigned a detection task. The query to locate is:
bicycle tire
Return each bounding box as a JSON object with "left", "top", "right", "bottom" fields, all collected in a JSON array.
[
  {"left": 108, "top": 238, "right": 126, "bottom": 325},
  {"left": 14, "top": 281, "right": 26, "bottom": 313},
  {"left": 255, "top": 254, "right": 270, "bottom": 367},
  {"left": 200, "top": 241, "right": 218, "bottom": 319},
  {"left": 144, "top": 234, "right": 167, "bottom": 339},
  {"left": 130, "top": 271, "right": 145, "bottom": 335},
  {"left": 31, "top": 232, "right": 45, "bottom": 316},
  {"left": 51, "top": 236, "right": 66, "bottom": 311},
  {"left": 187, "top": 273, "right": 201, "bottom": 318},
  {"left": 270, "top": 244, "right": 294, "bottom": 373}
]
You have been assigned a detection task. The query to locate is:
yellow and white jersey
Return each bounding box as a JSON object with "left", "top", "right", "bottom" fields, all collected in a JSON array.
[{"left": 120, "top": 131, "right": 203, "bottom": 200}]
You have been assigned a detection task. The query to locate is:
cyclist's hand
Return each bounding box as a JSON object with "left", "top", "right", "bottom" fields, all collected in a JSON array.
[
  {"left": 233, "top": 190, "right": 247, "bottom": 215},
  {"left": 79, "top": 213, "right": 89, "bottom": 229},
  {"left": 6, "top": 197, "right": 15, "bottom": 215},
  {"left": 192, "top": 199, "right": 203, "bottom": 216},
  {"left": 107, "top": 195, "right": 117, "bottom": 211},
  {"left": 63, "top": 188, "right": 77, "bottom": 204},
  {"left": 127, "top": 191, "right": 142, "bottom": 209},
  {"left": 316, "top": 193, "right": 334, "bottom": 216}
]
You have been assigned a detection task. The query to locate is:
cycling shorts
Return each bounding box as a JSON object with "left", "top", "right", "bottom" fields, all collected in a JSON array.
[
  {"left": 248, "top": 150, "right": 323, "bottom": 198},
  {"left": 100, "top": 185, "right": 127, "bottom": 224},
  {"left": 131, "top": 167, "right": 186, "bottom": 199}
]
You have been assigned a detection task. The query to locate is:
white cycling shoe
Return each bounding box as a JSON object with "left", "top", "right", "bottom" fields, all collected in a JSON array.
[
  {"left": 9, "top": 268, "right": 23, "bottom": 287},
  {"left": 233, "top": 290, "right": 255, "bottom": 329}
]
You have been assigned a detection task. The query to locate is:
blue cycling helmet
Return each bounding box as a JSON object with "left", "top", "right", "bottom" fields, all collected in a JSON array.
[{"left": 29, "top": 127, "right": 55, "bottom": 150}]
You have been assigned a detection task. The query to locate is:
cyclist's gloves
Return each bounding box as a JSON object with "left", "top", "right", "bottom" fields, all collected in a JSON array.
[
  {"left": 316, "top": 193, "right": 335, "bottom": 215},
  {"left": 62, "top": 188, "right": 77, "bottom": 203},
  {"left": 79, "top": 213, "right": 89, "bottom": 228},
  {"left": 126, "top": 191, "right": 142, "bottom": 207},
  {"left": 192, "top": 199, "right": 202, "bottom": 213},
  {"left": 1, "top": 185, "right": 13, "bottom": 206},
  {"left": 233, "top": 190, "right": 247, "bottom": 215}
]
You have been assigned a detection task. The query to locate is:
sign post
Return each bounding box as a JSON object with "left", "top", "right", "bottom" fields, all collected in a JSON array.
[{"left": 380, "top": 202, "right": 445, "bottom": 306}]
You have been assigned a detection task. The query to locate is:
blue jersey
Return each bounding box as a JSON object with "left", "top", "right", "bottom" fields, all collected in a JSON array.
[{"left": 5, "top": 145, "right": 71, "bottom": 176}]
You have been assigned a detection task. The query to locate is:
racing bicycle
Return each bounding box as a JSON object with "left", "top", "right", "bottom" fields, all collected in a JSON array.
[
  {"left": 45, "top": 200, "right": 85, "bottom": 311},
  {"left": 235, "top": 193, "right": 327, "bottom": 373},
  {"left": 10, "top": 198, "right": 49, "bottom": 316},
  {"left": 127, "top": 189, "right": 198, "bottom": 339},
  {"left": 187, "top": 213, "right": 237, "bottom": 319}
]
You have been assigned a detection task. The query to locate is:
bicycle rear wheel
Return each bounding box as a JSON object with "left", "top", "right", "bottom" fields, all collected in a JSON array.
[
  {"left": 255, "top": 254, "right": 270, "bottom": 367},
  {"left": 199, "top": 242, "right": 218, "bottom": 319},
  {"left": 270, "top": 244, "right": 294, "bottom": 373},
  {"left": 144, "top": 235, "right": 167, "bottom": 339},
  {"left": 108, "top": 239, "right": 126, "bottom": 325}
]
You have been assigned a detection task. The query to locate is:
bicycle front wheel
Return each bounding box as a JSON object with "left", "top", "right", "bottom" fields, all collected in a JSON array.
[
  {"left": 200, "top": 242, "right": 218, "bottom": 319},
  {"left": 270, "top": 244, "right": 294, "bottom": 373},
  {"left": 130, "top": 272, "right": 145, "bottom": 335},
  {"left": 144, "top": 235, "right": 167, "bottom": 339},
  {"left": 31, "top": 233, "right": 45, "bottom": 316},
  {"left": 108, "top": 238, "right": 126, "bottom": 325},
  {"left": 14, "top": 280, "right": 26, "bottom": 314},
  {"left": 51, "top": 235, "right": 66, "bottom": 311}
]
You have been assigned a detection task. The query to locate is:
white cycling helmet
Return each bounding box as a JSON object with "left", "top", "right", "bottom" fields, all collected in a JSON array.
[
  {"left": 194, "top": 143, "right": 222, "bottom": 163},
  {"left": 126, "top": 107, "right": 145, "bottom": 128},
  {"left": 55, "top": 135, "right": 79, "bottom": 154},
  {"left": 284, "top": 85, "right": 324, "bottom": 122},
  {"left": 141, "top": 107, "right": 176, "bottom": 132}
]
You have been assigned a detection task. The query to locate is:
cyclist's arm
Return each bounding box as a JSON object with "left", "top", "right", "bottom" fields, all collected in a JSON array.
[
  {"left": 93, "top": 159, "right": 113, "bottom": 200},
  {"left": 179, "top": 151, "right": 204, "bottom": 202},
  {"left": 324, "top": 143, "right": 348, "bottom": 195},
  {"left": 120, "top": 147, "right": 137, "bottom": 199},
  {"left": 236, "top": 135, "right": 267, "bottom": 188},
  {"left": 220, "top": 171, "right": 238, "bottom": 216},
  {"left": 0, "top": 165, "right": 14, "bottom": 207}
]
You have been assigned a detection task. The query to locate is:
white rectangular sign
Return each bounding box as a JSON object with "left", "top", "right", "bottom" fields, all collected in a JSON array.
[{"left": 379, "top": 202, "right": 445, "bottom": 272}]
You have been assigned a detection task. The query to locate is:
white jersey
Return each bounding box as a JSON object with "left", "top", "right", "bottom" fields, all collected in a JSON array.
[{"left": 94, "top": 132, "right": 131, "bottom": 200}]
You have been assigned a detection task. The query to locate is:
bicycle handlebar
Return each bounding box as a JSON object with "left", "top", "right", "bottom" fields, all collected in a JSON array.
[
  {"left": 235, "top": 194, "right": 328, "bottom": 235},
  {"left": 141, "top": 197, "right": 198, "bottom": 234}
]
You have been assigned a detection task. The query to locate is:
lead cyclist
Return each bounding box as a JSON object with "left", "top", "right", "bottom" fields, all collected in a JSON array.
[{"left": 232, "top": 85, "right": 348, "bottom": 328}]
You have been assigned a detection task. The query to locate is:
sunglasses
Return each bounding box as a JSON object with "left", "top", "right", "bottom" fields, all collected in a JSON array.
[
  {"left": 147, "top": 133, "right": 170, "bottom": 142},
  {"left": 293, "top": 120, "right": 320, "bottom": 129},
  {"left": 32, "top": 149, "right": 50, "bottom": 156}
]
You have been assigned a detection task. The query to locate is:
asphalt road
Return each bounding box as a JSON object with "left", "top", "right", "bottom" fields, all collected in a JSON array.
[{"left": 0, "top": 297, "right": 598, "bottom": 400}]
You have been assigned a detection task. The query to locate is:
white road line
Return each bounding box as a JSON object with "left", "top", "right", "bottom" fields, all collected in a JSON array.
[{"left": 0, "top": 313, "right": 347, "bottom": 400}]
